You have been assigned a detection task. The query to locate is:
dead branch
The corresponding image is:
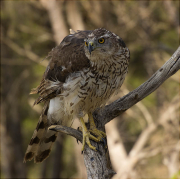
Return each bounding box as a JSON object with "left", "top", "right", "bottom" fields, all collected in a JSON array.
[
  {"left": 93, "top": 46, "right": 180, "bottom": 127},
  {"left": 49, "top": 46, "right": 180, "bottom": 179},
  {"left": 113, "top": 94, "right": 179, "bottom": 179},
  {"left": 49, "top": 125, "right": 83, "bottom": 142}
]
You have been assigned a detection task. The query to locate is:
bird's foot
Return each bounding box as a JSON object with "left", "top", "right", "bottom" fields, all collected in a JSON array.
[
  {"left": 89, "top": 127, "right": 107, "bottom": 148},
  {"left": 78, "top": 126, "right": 99, "bottom": 152},
  {"left": 88, "top": 113, "right": 107, "bottom": 148},
  {"left": 81, "top": 130, "right": 98, "bottom": 153}
]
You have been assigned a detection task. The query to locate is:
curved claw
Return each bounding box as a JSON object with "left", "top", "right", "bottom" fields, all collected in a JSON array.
[
  {"left": 76, "top": 139, "right": 79, "bottom": 144},
  {"left": 100, "top": 137, "right": 107, "bottom": 148},
  {"left": 89, "top": 128, "right": 106, "bottom": 144},
  {"left": 78, "top": 117, "right": 107, "bottom": 153}
]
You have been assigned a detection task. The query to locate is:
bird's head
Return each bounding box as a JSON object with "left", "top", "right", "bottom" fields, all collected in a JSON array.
[{"left": 84, "top": 28, "right": 126, "bottom": 61}]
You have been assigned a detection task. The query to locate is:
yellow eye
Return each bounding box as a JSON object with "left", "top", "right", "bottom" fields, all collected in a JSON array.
[
  {"left": 85, "top": 41, "right": 88, "bottom": 46},
  {"left": 98, "top": 38, "right": 105, "bottom": 44}
]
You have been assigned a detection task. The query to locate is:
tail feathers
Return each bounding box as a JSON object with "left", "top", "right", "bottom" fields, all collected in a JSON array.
[
  {"left": 24, "top": 127, "right": 57, "bottom": 163},
  {"left": 24, "top": 102, "right": 58, "bottom": 163},
  {"left": 34, "top": 130, "right": 57, "bottom": 163},
  {"left": 23, "top": 123, "right": 46, "bottom": 162}
]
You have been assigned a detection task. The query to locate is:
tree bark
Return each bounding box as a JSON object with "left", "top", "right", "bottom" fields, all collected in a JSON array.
[
  {"left": 40, "top": 0, "right": 68, "bottom": 44},
  {"left": 93, "top": 46, "right": 180, "bottom": 126},
  {"left": 49, "top": 46, "right": 180, "bottom": 178}
]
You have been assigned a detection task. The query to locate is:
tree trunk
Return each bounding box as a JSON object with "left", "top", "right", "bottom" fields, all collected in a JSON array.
[{"left": 49, "top": 46, "right": 180, "bottom": 178}]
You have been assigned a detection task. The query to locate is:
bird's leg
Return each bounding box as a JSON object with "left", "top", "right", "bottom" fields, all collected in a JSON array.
[
  {"left": 88, "top": 113, "right": 106, "bottom": 143},
  {"left": 79, "top": 117, "right": 99, "bottom": 152}
]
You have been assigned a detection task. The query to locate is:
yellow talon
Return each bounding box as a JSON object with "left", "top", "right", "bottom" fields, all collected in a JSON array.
[
  {"left": 89, "top": 128, "right": 106, "bottom": 141},
  {"left": 79, "top": 117, "right": 97, "bottom": 152},
  {"left": 88, "top": 113, "right": 106, "bottom": 141},
  {"left": 79, "top": 114, "right": 107, "bottom": 152},
  {"left": 81, "top": 130, "right": 96, "bottom": 152}
]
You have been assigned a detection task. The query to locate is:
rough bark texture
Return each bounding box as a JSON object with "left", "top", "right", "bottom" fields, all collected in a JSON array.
[
  {"left": 49, "top": 125, "right": 115, "bottom": 179},
  {"left": 93, "top": 46, "right": 180, "bottom": 126},
  {"left": 49, "top": 46, "right": 180, "bottom": 179}
]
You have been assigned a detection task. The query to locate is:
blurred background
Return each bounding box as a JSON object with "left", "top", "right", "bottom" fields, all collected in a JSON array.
[{"left": 1, "top": 1, "right": 179, "bottom": 179}]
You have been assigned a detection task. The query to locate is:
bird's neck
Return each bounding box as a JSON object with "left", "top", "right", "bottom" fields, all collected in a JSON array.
[{"left": 90, "top": 56, "right": 120, "bottom": 76}]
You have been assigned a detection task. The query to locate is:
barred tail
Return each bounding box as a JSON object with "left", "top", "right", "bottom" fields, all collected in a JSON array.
[{"left": 24, "top": 102, "right": 58, "bottom": 163}]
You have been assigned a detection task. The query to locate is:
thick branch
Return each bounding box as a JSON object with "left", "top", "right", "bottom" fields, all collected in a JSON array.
[
  {"left": 49, "top": 125, "right": 115, "bottom": 179},
  {"left": 49, "top": 46, "right": 180, "bottom": 179},
  {"left": 93, "top": 46, "right": 180, "bottom": 127}
]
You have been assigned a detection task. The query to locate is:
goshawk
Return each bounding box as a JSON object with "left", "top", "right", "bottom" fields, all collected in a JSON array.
[{"left": 24, "top": 28, "right": 130, "bottom": 163}]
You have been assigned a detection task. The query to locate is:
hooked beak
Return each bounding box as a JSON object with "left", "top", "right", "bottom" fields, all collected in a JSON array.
[{"left": 88, "top": 42, "right": 94, "bottom": 55}]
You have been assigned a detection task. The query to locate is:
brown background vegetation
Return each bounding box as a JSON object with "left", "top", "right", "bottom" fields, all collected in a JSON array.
[{"left": 1, "top": 1, "right": 179, "bottom": 179}]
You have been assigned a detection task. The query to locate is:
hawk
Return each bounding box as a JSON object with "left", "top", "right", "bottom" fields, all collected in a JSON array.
[{"left": 24, "top": 28, "right": 130, "bottom": 163}]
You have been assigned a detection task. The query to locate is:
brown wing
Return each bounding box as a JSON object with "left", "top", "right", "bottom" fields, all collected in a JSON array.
[{"left": 31, "top": 30, "right": 92, "bottom": 105}]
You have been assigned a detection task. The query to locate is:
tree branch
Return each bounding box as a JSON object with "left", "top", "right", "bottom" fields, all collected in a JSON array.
[
  {"left": 93, "top": 46, "right": 180, "bottom": 127},
  {"left": 49, "top": 46, "right": 180, "bottom": 179},
  {"left": 48, "top": 125, "right": 116, "bottom": 178},
  {"left": 48, "top": 125, "right": 83, "bottom": 143}
]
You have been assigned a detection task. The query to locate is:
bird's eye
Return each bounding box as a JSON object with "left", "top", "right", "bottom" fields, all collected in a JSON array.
[
  {"left": 98, "top": 38, "right": 105, "bottom": 44},
  {"left": 85, "top": 41, "right": 88, "bottom": 46}
]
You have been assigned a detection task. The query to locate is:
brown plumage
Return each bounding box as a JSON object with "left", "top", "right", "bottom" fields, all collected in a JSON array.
[
  {"left": 24, "top": 28, "right": 130, "bottom": 163},
  {"left": 32, "top": 30, "right": 91, "bottom": 105}
]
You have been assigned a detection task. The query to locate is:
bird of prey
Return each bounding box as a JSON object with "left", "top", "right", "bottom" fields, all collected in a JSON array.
[{"left": 24, "top": 28, "right": 130, "bottom": 163}]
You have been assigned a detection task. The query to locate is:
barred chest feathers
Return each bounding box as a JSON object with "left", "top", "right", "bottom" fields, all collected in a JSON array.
[{"left": 48, "top": 48, "right": 129, "bottom": 124}]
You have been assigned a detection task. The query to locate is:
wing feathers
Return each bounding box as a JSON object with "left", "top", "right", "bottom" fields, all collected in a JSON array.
[
  {"left": 31, "top": 30, "right": 92, "bottom": 104},
  {"left": 26, "top": 30, "right": 93, "bottom": 163},
  {"left": 33, "top": 80, "right": 62, "bottom": 105}
]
